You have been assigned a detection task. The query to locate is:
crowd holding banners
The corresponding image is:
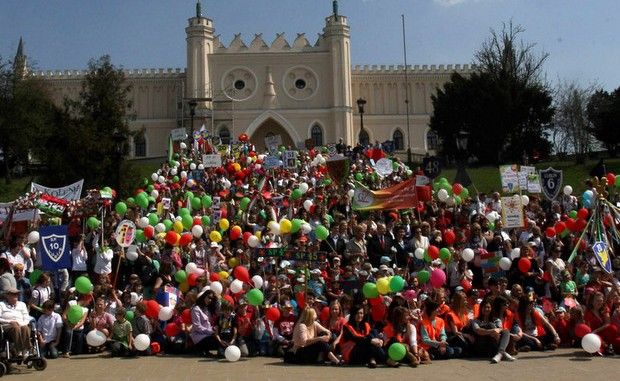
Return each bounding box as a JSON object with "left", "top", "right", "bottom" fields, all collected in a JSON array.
[{"left": 0, "top": 133, "right": 619, "bottom": 370}]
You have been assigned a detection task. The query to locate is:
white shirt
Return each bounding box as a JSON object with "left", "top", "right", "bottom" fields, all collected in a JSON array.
[
  {"left": 94, "top": 247, "right": 113, "bottom": 275},
  {"left": 32, "top": 286, "right": 52, "bottom": 307},
  {"left": 0, "top": 300, "right": 31, "bottom": 326},
  {"left": 37, "top": 312, "right": 63, "bottom": 343},
  {"left": 71, "top": 247, "right": 88, "bottom": 271}
]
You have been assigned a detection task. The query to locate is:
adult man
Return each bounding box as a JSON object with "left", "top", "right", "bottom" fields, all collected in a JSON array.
[
  {"left": 345, "top": 224, "right": 367, "bottom": 266},
  {"left": 0, "top": 287, "right": 32, "bottom": 357},
  {"left": 366, "top": 223, "right": 392, "bottom": 268}
]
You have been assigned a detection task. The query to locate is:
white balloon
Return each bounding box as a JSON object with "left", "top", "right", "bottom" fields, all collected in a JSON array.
[
  {"left": 180, "top": 142, "right": 187, "bottom": 150},
  {"left": 185, "top": 262, "right": 198, "bottom": 274},
  {"left": 230, "top": 279, "right": 244, "bottom": 294},
  {"left": 299, "top": 183, "right": 309, "bottom": 194},
  {"left": 22, "top": 247, "right": 31, "bottom": 257},
  {"left": 485, "top": 213, "right": 496, "bottom": 223},
  {"left": 151, "top": 173, "right": 159, "bottom": 182},
  {"left": 125, "top": 250, "right": 138, "bottom": 262},
  {"left": 521, "top": 195, "right": 529, "bottom": 206},
  {"left": 158, "top": 175, "right": 165, "bottom": 184},
  {"left": 175, "top": 216, "right": 183, "bottom": 221},
  {"left": 303, "top": 200, "right": 313, "bottom": 211},
  {"left": 198, "top": 164, "right": 204, "bottom": 170},
  {"left": 180, "top": 171, "right": 188, "bottom": 179},
  {"left": 151, "top": 190, "right": 160, "bottom": 199},
  {"left": 225, "top": 345, "right": 241, "bottom": 362},
  {"left": 27, "top": 231, "right": 40, "bottom": 244},
  {"left": 191, "top": 225, "right": 204, "bottom": 238},
  {"left": 247, "top": 235, "right": 260, "bottom": 248},
  {"left": 563, "top": 185, "right": 573, "bottom": 196},
  {"left": 268, "top": 221, "right": 280, "bottom": 235},
  {"left": 138, "top": 217, "right": 150, "bottom": 228},
  {"left": 581, "top": 333, "right": 602, "bottom": 354},
  {"left": 347, "top": 189, "right": 355, "bottom": 198},
  {"left": 252, "top": 275, "right": 263, "bottom": 289},
  {"left": 461, "top": 248, "right": 475, "bottom": 262},
  {"left": 255, "top": 164, "right": 262, "bottom": 170},
  {"left": 158, "top": 306, "right": 174, "bottom": 321},
  {"left": 499, "top": 257, "right": 512, "bottom": 271},
  {"left": 155, "top": 223, "right": 166, "bottom": 233},
  {"left": 319, "top": 157, "right": 326, "bottom": 165},
  {"left": 437, "top": 189, "right": 449, "bottom": 202},
  {"left": 446, "top": 196, "right": 455, "bottom": 206},
  {"left": 222, "top": 179, "right": 231, "bottom": 189},
  {"left": 86, "top": 330, "right": 107, "bottom": 347},
  {"left": 134, "top": 334, "right": 151, "bottom": 351},
  {"left": 510, "top": 248, "right": 521, "bottom": 260},
  {"left": 258, "top": 154, "right": 265, "bottom": 161},
  {"left": 210, "top": 281, "right": 223, "bottom": 296},
  {"left": 170, "top": 168, "right": 178, "bottom": 176},
  {"left": 414, "top": 248, "right": 425, "bottom": 260},
  {"left": 301, "top": 223, "right": 312, "bottom": 235},
  {"left": 130, "top": 292, "right": 140, "bottom": 306},
  {"left": 189, "top": 163, "right": 197, "bottom": 170}
]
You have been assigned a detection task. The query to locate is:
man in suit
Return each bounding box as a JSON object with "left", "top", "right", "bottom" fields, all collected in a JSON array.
[
  {"left": 320, "top": 224, "right": 347, "bottom": 259},
  {"left": 390, "top": 225, "right": 412, "bottom": 269},
  {"left": 366, "top": 223, "right": 393, "bottom": 268}
]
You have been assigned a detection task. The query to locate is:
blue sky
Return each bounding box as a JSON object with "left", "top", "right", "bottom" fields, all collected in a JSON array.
[{"left": 1, "top": 0, "right": 618, "bottom": 91}]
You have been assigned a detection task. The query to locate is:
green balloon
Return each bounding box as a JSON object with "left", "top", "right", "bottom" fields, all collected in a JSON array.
[
  {"left": 152, "top": 260, "right": 160, "bottom": 272},
  {"left": 115, "top": 202, "right": 127, "bottom": 215},
  {"left": 323, "top": 179, "right": 332, "bottom": 186},
  {"left": 454, "top": 195, "right": 462, "bottom": 205},
  {"left": 460, "top": 188, "right": 469, "bottom": 199},
  {"left": 191, "top": 197, "right": 202, "bottom": 210},
  {"left": 148, "top": 213, "right": 159, "bottom": 226},
  {"left": 146, "top": 185, "right": 154, "bottom": 193},
  {"left": 291, "top": 219, "right": 302, "bottom": 234},
  {"left": 135, "top": 230, "right": 146, "bottom": 243},
  {"left": 126, "top": 197, "right": 135, "bottom": 205},
  {"left": 87, "top": 217, "right": 100, "bottom": 230},
  {"left": 247, "top": 288, "right": 264, "bottom": 306},
  {"left": 201, "top": 216, "right": 211, "bottom": 226},
  {"left": 363, "top": 282, "right": 379, "bottom": 298},
  {"left": 424, "top": 250, "right": 432, "bottom": 263},
  {"left": 67, "top": 305, "right": 84, "bottom": 325},
  {"left": 438, "top": 177, "right": 449, "bottom": 184},
  {"left": 29, "top": 269, "right": 42, "bottom": 285},
  {"left": 239, "top": 197, "right": 251, "bottom": 211},
  {"left": 185, "top": 191, "right": 194, "bottom": 200},
  {"left": 315, "top": 225, "right": 329, "bottom": 240},
  {"left": 388, "top": 343, "right": 407, "bottom": 361},
  {"left": 179, "top": 208, "right": 190, "bottom": 217},
  {"left": 355, "top": 173, "right": 364, "bottom": 181},
  {"left": 259, "top": 210, "right": 267, "bottom": 220},
  {"left": 389, "top": 276, "right": 406, "bottom": 293},
  {"left": 172, "top": 176, "right": 179, "bottom": 183},
  {"left": 440, "top": 182, "right": 452, "bottom": 194},
  {"left": 440, "top": 248, "right": 451, "bottom": 261},
  {"left": 182, "top": 215, "right": 193, "bottom": 229},
  {"left": 147, "top": 196, "right": 156, "bottom": 204},
  {"left": 291, "top": 189, "right": 302, "bottom": 200},
  {"left": 163, "top": 219, "right": 173, "bottom": 231},
  {"left": 325, "top": 214, "right": 334, "bottom": 226},
  {"left": 568, "top": 210, "right": 577, "bottom": 219},
  {"left": 488, "top": 222, "right": 495, "bottom": 231},
  {"left": 74, "top": 276, "right": 92, "bottom": 294},
  {"left": 136, "top": 195, "right": 149, "bottom": 209},
  {"left": 201, "top": 195, "right": 212, "bottom": 208},
  {"left": 125, "top": 310, "right": 134, "bottom": 322},
  {"left": 174, "top": 270, "right": 187, "bottom": 283},
  {"left": 417, "top": 270, "right": 430, "bottom": 284}
]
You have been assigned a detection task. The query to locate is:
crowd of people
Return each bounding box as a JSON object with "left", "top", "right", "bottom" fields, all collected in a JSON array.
[{"left": 0, "top": 137, "right": 619, "bottom": 369}]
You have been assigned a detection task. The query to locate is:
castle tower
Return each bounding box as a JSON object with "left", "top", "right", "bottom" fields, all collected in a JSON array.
[
  {"left": 185, "top": 1, "right": 214, "bottom": 100},
  {"left": 322, "top": 1, "right": 354, "bottom": 144},
  {"left": 13, "top": 37, "right": 27, "bottom": 79}
]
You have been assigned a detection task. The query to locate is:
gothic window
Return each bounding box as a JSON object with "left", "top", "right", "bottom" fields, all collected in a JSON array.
[
  {"left": 219, "top": 126, "right": 231, "bottom": 144},
  {"left": 427, "top": 130, "right": 439, "bottom": 150},
  {"left": 134, "top": 135, "right": 146, "bottom": 157},
  {"left": 311, "top": 124, "right": 323, "bottom": 147},
  {"left": 359, "top": 129, "right": 369, "bottom": 147},
  {"left": 393, "top": 129, "right": 404, "bottom": 150}
]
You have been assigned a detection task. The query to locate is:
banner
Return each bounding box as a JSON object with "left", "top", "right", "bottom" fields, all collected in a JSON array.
[
  {"left": 0, "top": 202, "right": 37, "bottom": 222},
  {"left": 38, "top": 225, "right": 71, "bottom": 271},
  {"left": 31, "top": 179, "right": 83, "bottom": 201},
  {"left": 501, "top": 195, "right": 524, "bottom": 228},
  {"left": 35, "top": 194, "right": 69, "bottom": 216},
  {"left": 202, "top": 154, "right": 222, "bottom": 168},
  {"left": 539, "top": 167, "right": 563, "bottom": 200},
  {"left": 170, "top": 128, "right": 188, "bottom": 141},
  {"left": 499, "top": 164, "right": 520, "bottom": 193},
  {"left": 326, "top": 155, "right": 350, "bottom": 184},
  {"left": 352, "top": 177, "right": 418, "bottom": 211},
  {"left": 592, "top": 241, "right": 612, "bottom": 274}
]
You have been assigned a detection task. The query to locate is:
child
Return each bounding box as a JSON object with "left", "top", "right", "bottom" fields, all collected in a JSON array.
[
  {"left": 110, "top": 307, "right": 134, "bottom": 357},
  {"left": 37, "top": 300, "right": 63, "bottom": 359},
  {"left": 550, "top": 307, "right": 571, "bottom": 347},
  {"left": 215, "top": 302, "right": 237, "bottom": 356},
  {"left": 234, "top": 299, "right": 254, "bottom": 356},
  {"left": 131, "top": 302, "right": 152, "bottom": 355}
]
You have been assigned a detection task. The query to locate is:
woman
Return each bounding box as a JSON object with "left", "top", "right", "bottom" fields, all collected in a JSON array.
[
  {"left": 30, "top": 273, "right": 53, "bottom": 319},
  {"left": 584, "top": 291, "right": 618, "bottom": 353},
  {"left": 190, "top": 289, "right": 220, "bottom": 355},
  {"left": 545, "top": 245, "right": 565, "bottom": 300},
  {"left": 340, "top": 305, "right": 387, "bottom": 368},
  {"left": 445, "top": 291, "right": 474, "bottom": 353},
  {"left": 516, "top": 294, "right": 560, "bottom": 351},
  {"left": 89, "top": 297, "right": 115, "bottom": 339},
  {"left": 467, "top": 223, "right": 487, "bottom": 288},
  {"left": 471, "top": 296, "right": 515, "bottom": 363},
  {"left": 285, "top": 307, "right": 342, "bottom": 365},
  {"left": 419, "top": 300, "right": 462, "bottom": 360},
  {"left": 324, "top": 300, "right": 347, "bottom": 341},
  {"left": 383, "top": 306, "right": 422, "bottom": 366}
]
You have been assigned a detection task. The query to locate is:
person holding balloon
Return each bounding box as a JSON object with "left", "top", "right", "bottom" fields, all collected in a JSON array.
[
  {"left": 382, "top": 305, "right": 423, "bottom": 367},
  {"left": 189, "top": 289, "right": 220, "bottom": 356}
]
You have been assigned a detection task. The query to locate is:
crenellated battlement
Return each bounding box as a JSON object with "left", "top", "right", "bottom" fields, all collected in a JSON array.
[
  {"left": 213, "top": 32, "right": 325, "bottom": 53},
  {"left": 31, "top": 68, "right": 186, "bottom": 79},
  {"left": 351, "top": 63, "right": 477, "bottom": 75}
]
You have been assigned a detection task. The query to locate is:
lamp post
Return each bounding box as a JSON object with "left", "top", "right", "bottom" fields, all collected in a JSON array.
[
  {"left": 188, "top": 100, "right": 198, "bottom": 148},
  {"left": 112, "top": 127, "right": 126, "bottom": 193},
  {"left": 455, "top": 129, "right": 470, "bottom": 157},
  {"left": 454, "top": 129, "right": 471, "bottom": 190},
  {"left": 356, "top": 97, "right": 366, "bottom": 145}
]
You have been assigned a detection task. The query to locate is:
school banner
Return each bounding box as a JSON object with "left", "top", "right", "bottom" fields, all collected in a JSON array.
[
  {"left": 30, "top": 179, "right": 83, "bottom": 201},
  {"left": 0, "top": 202, "right": 37, "bottom": 222},
  {"left": 38, "top": 225, "right": 71, "bottom": 271},
  {"left": 352, "top": 177, "right": 418, "bottom": 211},
  {"left": 592, "top": 241, "right": 612, "bottom": 274}
]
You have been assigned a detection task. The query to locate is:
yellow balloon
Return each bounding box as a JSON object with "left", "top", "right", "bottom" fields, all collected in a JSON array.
[
  {"left": 255, "top": 231, "right": 262, "bottom": 239},
  {"left": 173, "top": 220, "right": 184, "bottom": 233},
  {"left": 279, "top": 219, "right": 292, "bottom": 234},
  {"left": 228, "top": 257, "right": 239, "bottom": 268},
  {"left": 179, "top": 281, "right": 190, "bottom": 293},
  {"left": 233, "top": 163, "right": 241, "bottom": 172},
  {"left": 376, "top": 277, "right": 390, "bottom": 295},
  {"left": 156, "top": 232, "right": 166, "bottom": 241},
  {"left": 209, "top": 230, "right": 222, "bottom": 243},
  {"left": 218, "top": 271, "right": 229, "bottom": 280},
  {"left": 219, "top": 218, "right": 230, "bottom": 231}
]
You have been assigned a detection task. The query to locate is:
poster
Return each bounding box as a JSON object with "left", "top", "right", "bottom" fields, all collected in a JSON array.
[
  {"left": 501, "top": 195, "right": 524, "bottom": 228},
  {"left": 170, "top": 128, "right": 188, "bottom": 141},
  {"left": 283, "top": 151, "right": 297, "bottom": 169},
  {"left": 202, "top": 154, "right": 222, "bottom": 168},
  {"left": 499, "top": 164, "right": 520, "bottom": 193}
]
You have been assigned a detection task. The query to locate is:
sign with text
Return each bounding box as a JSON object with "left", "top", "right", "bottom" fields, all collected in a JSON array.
[
  {"left": 539, "top": 167, "right": 563, "bottom": 201},
  {"left": 264, "top": 134, "right": 282, "bottom": 151},
  {"left": 501, "top": 195, "right": 524, "bottom": 229},
  {"left": 422, "top": 156, "right": 442, "bottom": 178},
  {"left": 0, "top": 203, "right": 37, "bottom": 222},
  {"left": 38, "top": 225, "right": 71, "bottom": 271},
  {"left": 283, "top": 151, "right": 297, "bottom": 169},
  {"left": 31, "top": 179, "right": 83, "bottom": 201},
  {"left": 263, "top": 155, "right": 281, "bottom": 170},
  {"left": 170, "top": 128, "right": 188, "bottom": 141},
  {"left": 115, "top": 220, "right": 136, "bottom": 248},
  {"left": 499, "top": 164, "right": 520, "bottom": 193},
  {"left": 202, "top": 154, "right": 222, "bottom": 168}
]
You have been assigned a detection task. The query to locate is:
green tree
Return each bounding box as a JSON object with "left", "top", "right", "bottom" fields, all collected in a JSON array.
[
  {"left": 40, "top": 55, "right": 135, "bottom": 191},
  {"left": 430, "top": 22, "right": 554, "bottom": 165},
  {"left": 587, "top": 87, "right": 620, "bottom": 157}
]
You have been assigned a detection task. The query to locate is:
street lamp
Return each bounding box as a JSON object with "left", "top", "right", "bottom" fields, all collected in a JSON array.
[
  {"left": 188, "top": 100, "right": 198, "bottom": 147},
  {"left": 357, "top": 97, "right": 366, "bottom": 145},
  {"left": 112, "top": 127, "right": 126, "bottom": 192},
  {"left": 455, "top": 129, "right": 470, "bottom": 156}
]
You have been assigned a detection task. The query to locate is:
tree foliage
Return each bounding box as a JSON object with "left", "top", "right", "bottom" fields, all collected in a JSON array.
[
  {"left": 430, "top": 22, "right": 554, "bottom": 165},
  {"left": 587, "top": 87, "right": 620, "bottom": 157}
]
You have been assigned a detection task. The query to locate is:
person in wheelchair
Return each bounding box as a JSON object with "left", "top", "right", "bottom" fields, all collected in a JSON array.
[{"left": 0, "top": 288, "right": 32, "bottom": 358}]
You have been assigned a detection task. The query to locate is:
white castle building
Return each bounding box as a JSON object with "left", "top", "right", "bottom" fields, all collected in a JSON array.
[{"left": 25, "top": 1, "right": 473, "bottom": 160}]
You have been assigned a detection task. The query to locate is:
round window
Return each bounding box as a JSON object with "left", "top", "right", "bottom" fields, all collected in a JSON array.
[
  {"left": 234, "top": 80, "right": 245, "bottom": 90},
  {"left": 295, "top": 79, "right": 306, "bottom": 89}
]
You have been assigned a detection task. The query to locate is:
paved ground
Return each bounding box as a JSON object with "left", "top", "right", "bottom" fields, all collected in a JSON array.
[{"left": 5, "top": 349, "right": 619, "bottom": 381}]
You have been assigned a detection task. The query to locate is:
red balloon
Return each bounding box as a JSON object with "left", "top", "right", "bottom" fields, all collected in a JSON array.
[
  {"left": 266, "top": 307, "right": 281, "bottom": 322},
  {"left": 144, "top": 225, "right": 155, "bottom": 239},
  {"left": 428, "top": 245, "right": 440, "bottom": 260},
  {"left": 188, "top": 273, "right": 199, "bottom": 287},
  {"left": 575, "top": 218, "right": 587, "bottom": 231},
  {"left": 209, "top": 272, "right": 220, "bottom": 282},
  {"left": 220, "top": 209, "right": 228, "bottom": 219},
  {"left": 164, "top": 322, "right": 181, "bottom": 337},
  {"left": 230, "top": 226, "right": 242, "bottom": 240},
  {"left": 223, "top": 295, "right": 235, "bottom": 308},
  {"left": 165, "top": 231, "right": 179, "bottom": 246},
  {"left": 606, "top": 173, "right": 616, "bottom": 186},
  {"left": 179, "top": 233, "right": 193, "bottom": 247},
  {"left": 368, "top": 296, "right": 382, "bottom": 306},
  {"left": 296, "top": 291, "right": 306, "bottom": 310},
  {"left": 518, "top": 258, "right": 531, "bottom": 273},
  {"left": 460, "top": 278, "right": 472, "bottom": 292},
  {"left": 452, "top": 183, "right": 463, "bottom": 195},
  {"left": 150, "top": 342, "right": 161, "bottom": 354},
  {"left": 242, "top": 232, "right": 252, "bottom": 243},
  {"left": 145, "top": 300, "right": 160, "bottom": 319},
  {"left": 554, "top": 221, "right": 566, "bottom": 234},
  {"left": 565, "top": 218, "right": 576, "bottom": 232},
  {"left": 181, "top": 308, "right": 192, "bottom": 324},
  {"left": 370, "top": 303, "right": 386, "bottom": 322},
  {"left": 574, "top": 323, "right": 591, "bottom": 338},
  {"left": 319, "top": 306, "right": 330, "bottom": 323},
  {"left": 443, "top": 230, "right": 456, "bottom": 245},
  {"left": 577, "top": 208, "right": 589, "bottom": 220},
  {"left": 545, "top": 227, "right": 556, "bottom": 238},
  {"left": 238, "top": 133, "right": 249, "bottom": 142},
  {"left": 193, "top": 217, "right": 202, "bottom": 226},
  {"left": 233, "top": 266, "right": 251, "bottom": 283},
  {"left": 604, "top": 214, "right": 614, "bottom": 228}
]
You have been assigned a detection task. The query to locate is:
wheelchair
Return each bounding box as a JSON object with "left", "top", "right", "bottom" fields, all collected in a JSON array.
[{"left": 0, "top": 319, "right": 47, "bottom": 376}]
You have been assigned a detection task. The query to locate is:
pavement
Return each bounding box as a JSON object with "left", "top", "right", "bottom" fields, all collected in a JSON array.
[{"left": 5, "top": 349, "right": 619, "bottom": 381}]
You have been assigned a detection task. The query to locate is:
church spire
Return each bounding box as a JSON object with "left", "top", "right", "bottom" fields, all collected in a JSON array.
[
  {"left": 332, "top": 1, "right": 339, "bottom": 20},
  {"left": 196, "top": 0, "right": 202, "bottom": 18},
  {"left": 13, "top": 37, "right": 27, "bottom": 78}
]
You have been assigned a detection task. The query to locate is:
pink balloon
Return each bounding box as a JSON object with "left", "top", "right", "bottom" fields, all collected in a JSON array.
[{"left": 430, "top": 269, "right": 446, "bottom": 288}]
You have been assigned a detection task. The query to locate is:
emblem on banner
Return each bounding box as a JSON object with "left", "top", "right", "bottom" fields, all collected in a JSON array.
[
  {"left": 42, "top": 234, "right": 67, "bottom": 263},
  {"left": 539, "top": 167, "right": 563, "bottom": 200}
]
